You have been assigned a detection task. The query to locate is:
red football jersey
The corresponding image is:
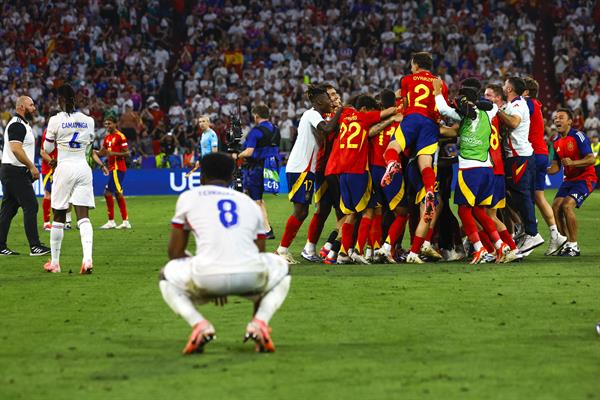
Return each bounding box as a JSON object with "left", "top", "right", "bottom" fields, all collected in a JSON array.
[
  {"left": 553, "top": 129, "right": 597, "bottom": 182},
  {"left": 401, "top": 70, "right": 448, "bottom": 122},
  {"left": 40, "top": 128, "right": 57, "bottom": 175},
  {"left": 527, "top": 97, "right": 548, "bottom": 155},
  {"left": 329, "top": 108, "right": 380, "bottom": 175},
  {"left": 369, "top": 121, "right": 399, "bottom": 167},
  {"left": 103, "top": 130, "right": 129, "bottom": 171},
  {"left": 489, "top": 116, "right": 504, "bottom": 175},
  {"left": 325, "top": 107, "right": 350, "bottom": 176}
]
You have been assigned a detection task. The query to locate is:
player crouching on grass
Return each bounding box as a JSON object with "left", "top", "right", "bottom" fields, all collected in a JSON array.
[
  {"left": 433, "top": 78, "right": 517, "bottom": 264},
  {"left": 159, "top": 153, "right": 291, "bottom": 354},
  {"left": 547, "top": 108, "right": 597, "bottom": 257}
]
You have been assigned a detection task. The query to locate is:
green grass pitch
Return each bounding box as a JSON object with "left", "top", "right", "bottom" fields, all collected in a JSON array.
[{"left": 1, "top": 191, "right": 599, "bottom": 400}]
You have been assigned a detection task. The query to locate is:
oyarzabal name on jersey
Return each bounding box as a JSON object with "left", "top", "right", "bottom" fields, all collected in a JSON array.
[{"left": 61, "top": 122, "right": 88, "bottom": 129}]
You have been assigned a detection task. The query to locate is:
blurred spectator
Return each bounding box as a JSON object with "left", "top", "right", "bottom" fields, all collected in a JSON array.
[{"left": 119, "top": 100, "right": 141, "bottom": 143}]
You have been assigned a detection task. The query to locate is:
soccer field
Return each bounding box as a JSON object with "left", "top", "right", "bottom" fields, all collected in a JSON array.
[{"left": 1, "top": 191, "right": 599, "bottom": 400}]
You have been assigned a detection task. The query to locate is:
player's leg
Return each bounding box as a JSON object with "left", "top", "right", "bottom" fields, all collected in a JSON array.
[
  {"left": 353, "top": 207, "right": 373, "bottom": 263},
  {"left": 70, "top": 169, "right": 96, "bottom": 273},
  {"left": 551, "top": 197, "right": 568, "bottom": 239},
  {"left": 303, "top": 174, "right": 332, "bottom": 261},
  {"left": 0, "top": 179, "right": 21, "bottom": 254},
  {"left": 559, "top": 196, "right": 579, "bottom": 256},
  {"left": 42, "top": 177, "right": 52, "bottom": 231},
  {"left": 245, "top": 253, "right": 291, "bottom": 352},
  {"left": 113, "top": 171, "right": 130, "bottom": 229},
  {"left": 101, "top": 183, "right": 117, "bottom": 229}
]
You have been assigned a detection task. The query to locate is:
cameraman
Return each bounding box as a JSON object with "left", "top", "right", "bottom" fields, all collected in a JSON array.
[{"left": 235, "top": 104, "right": 279, "bottom": 239}]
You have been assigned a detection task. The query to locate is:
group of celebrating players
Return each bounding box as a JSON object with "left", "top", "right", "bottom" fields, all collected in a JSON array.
[{"left": 275, "top": 52, "right": 597, "bottom": 265}]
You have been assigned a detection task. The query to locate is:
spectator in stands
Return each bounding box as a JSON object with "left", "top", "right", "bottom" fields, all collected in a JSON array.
[{"left": 119, "top": 101, "right": 141, "bottom": 143}]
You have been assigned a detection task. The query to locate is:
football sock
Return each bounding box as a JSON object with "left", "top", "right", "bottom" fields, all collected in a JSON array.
[
  {"left": 384, "top": 148, "right": 400, "bottom": 166},
  {"left": 458, "top": 205, "right": 482, "bottom": 247},
  {"left": 421, "top": 167, "right": 436, "bottom": 193},
  {"left": 159, "top": 280, "right": 204, "bottom": 327},
  {"left": 478, "top": 230, "right": 495, "bottom": 253},
  {"left": 387, "top": 215, "right": 408, "bottom": 248},
  {"left": 77, "top": 218, "right": 93, "bottom": 262},
  {"left": 423, "top": 227, "right": 434, "bottom": 247},
  {"left": 549, "top": 224, "right": 559, "bottom": 240},
  {"left": 42, "top": 198, "right": 51, "bottom": 223},
  {"left": 117, "top": 195, "right": 128, "bottom": 220},
  {"left": 472, "top": 206, "right": 501, "bottom": 243},
  {"left": 280, "top": 215, "right": 303, "bottom": 248},
  {"left": 341, "top": 222, "right": 355, "bottom": 254},
  {"left": 255, "top": 275, "right": 291, "bottom": 324},
  {"left": 473, "top": 241, "right": 484, "bottom": 251},
  {"left": 356, "top": 217, "right": 372, "bottom": 254},
  {"left": 410, "top": 234, "right": 425, "bottom": 254},
  {"left": 499, "top": 229, "right": 518, "bottom": 250},
  {"left": 494, "top": 239, "right": 503, "bottom": 250},
  {"left": 66, "top": 212, "right": 72, "bottom": 224},
  {"left": 303, "top": 241, "right": 316, "bottom": 254},
  {"left": 307, "top": 213, "right": 326, "bottom": 245},
  {"left": 105, "top": 193, "right": 115, "bottom": 220},
  {"left": 369, "top": 214, "right": 383, "bottom": 249},
  {"left": 50, "top": 222, "right": 64, "bottom": 265}
]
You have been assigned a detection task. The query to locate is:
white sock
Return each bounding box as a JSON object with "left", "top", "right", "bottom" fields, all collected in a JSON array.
[
  {"left": 567, "top": 241, "right": 578, "bottom": 249},
  {"left": 50, "top": 222, "right": 64, "bottom": 265},
  {"left": 423, "top": 240, "right": 431, "bottom": 248},
  {"left": 549, "top": 225, "right": 559, "bottom": 239},
  {"left": 277, "top": 246, "right": 288, "bottom": 254},
  {"left": 66, "top": 213, "right": 72, "bottom": 223},
  {"left": 494, "top": 239, "right": 503, "bottom": 249},
  {"left": 159, "top": 280, "right": 204, "bottom": 327},
  {"left": 473, "top": 241, "right": 483, "bottom": 251},
  {"left": 327, "top": 249, "right": 337, "bottom": 258},
  {"left": 304, "top": 242, "right": 316, "bottom": 254},
  {"left": 408, "top": 251, "right": 419, "bottom": 257},
  {"left": 255, "top": 275, "right": 291, "bottom": 324},
  {"left": 382, "top": 242, "right": 392, "bottom": 252},
  {"left": 78, "top": 218, "right": 93, "bottom": 262},
  {"left": 108, "top": 219, "right": 115, "bottom": 224}
]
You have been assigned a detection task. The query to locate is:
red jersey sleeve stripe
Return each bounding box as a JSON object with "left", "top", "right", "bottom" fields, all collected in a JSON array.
[
  {"left": 256, "top": 234, "right": 267, "bottom": 240},
  {"left": 171, "top": 222, "right": 185, "bottom": 229}
]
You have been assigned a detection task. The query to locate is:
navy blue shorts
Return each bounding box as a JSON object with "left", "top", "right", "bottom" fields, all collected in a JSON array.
[
  {"left": 242, "top": 166, "right": 264, "bottom": 200},
  {"left": 406, "top": 160, "right": 439, "bottom": 205},
  {"left": 42, "top": 173, "right": 53, "bottom": 193},
  {"left": 106, "top": 170, "right": 126, "bottom": 194},
  {"left": 287, "top": 172, "right": 315, "bottom": 205},
  {"left": 339, "top": 171, "right": 372, "bottom": 214},
  {"left": 534, "top": 153, "right": 549, "bottom": 191},
  {"left": 556, "top": 180, "right": 595, "bottom": 208},
  {"left": 314, "top": 172, "right": 338, "bottom": 208},
  {"left": 393, "top": 114, "right": 439, "bottom": 156},
  {"left": 454, "top": 168, "right": 494, "bottom": 207},
  {"left": 490, "top": 174, "right": 506, "bottom": 209},
  {"left": 370, "top": 164, "right": 406, "bottom": 210}
]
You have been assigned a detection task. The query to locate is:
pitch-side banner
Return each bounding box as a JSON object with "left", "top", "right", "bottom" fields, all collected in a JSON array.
[{"left": 0, "top": 166, "right": 565, "bottom": 197}]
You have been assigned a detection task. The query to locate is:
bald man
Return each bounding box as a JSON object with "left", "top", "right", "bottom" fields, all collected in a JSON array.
[{"left": 0, "top": 96, "right": 50, "bottom": 256}]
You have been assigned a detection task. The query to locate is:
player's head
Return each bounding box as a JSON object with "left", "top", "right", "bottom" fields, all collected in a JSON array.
[
  {"left": 379, "top": 89, "right": 396, "bottom": 109},
  {"left": 461, "top": 78, "right": 482, "bottom": 94},
  {"left": 198, "top": 115, "right": 210, "bottom": 131},
  {"left": 355, "top": 95, "right": 379, "bottom": 111},
  {"left": 200, "top": 152, "right": 235, "bottom": 185},
  {"left": 104, "top": 111, "right": 118, "bottom": 132},
  {"left": 307, "top": 85, "right": 331, "bottom": 113},
  {"left": 252, "top": 104, "right": 270, "bottom": 122},
  {"left": 57, "top": 84, "right": 76, "bottom": 114},
  {"left": 503, "top": 77, "right": 526, "bottom": 98},
  {"left": 15, "top": 96, "right": 36, "bottom": 121},
  {"left": 523, "top": 77, "right": 539, "bottom": 99},
  {"left": 410, "top": 52, "right": 433, "bottom": 73},
  {"left": 484, "top": 84, "right": 504, "bottom": 106},
  {"left": 554, "top": 108, "right": 573, "bottom": 135},
  {"left": 322, "top": 84, "right": 342, "bottom": 108}
]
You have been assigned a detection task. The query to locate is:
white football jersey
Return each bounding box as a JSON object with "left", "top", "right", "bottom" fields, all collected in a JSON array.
[
  {"left": 286, "top": 108, "right": 324, "bottom": 173},
  {"left": 171, "top": 185, "right": 267, "bottom": 273},
  {"left": 45, "top": 111, "right": 95, "bottom": 163},
  {"left": 503, "top": 96, "right": 533, "bottom": 158}
]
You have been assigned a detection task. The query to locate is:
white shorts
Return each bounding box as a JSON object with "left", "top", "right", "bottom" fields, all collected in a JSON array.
[
  {"left": 162, "top": 253, "right": 288, "bottom": 300},
  {"left": 51, "top": 163, "right": 95, "bottom": 210}
]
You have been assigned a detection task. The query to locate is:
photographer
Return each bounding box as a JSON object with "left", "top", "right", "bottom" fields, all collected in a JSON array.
[{"left": 235, "top": 104, "right": 279, "bottom": 239}]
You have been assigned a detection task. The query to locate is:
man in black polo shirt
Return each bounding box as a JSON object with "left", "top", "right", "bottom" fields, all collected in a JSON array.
[{"left": 0, "top": 96, "right": 50, "bottom": 256}]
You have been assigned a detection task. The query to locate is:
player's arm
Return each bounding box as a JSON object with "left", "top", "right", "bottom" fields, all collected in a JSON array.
[
  {"left": 168, "top": 226, "right": 190, "bottom": 259},
  {"left": 439, "top": 124, "right": 459, "bottom": 138},
  {"left": 236, "top": 129, "right": 258, "bottom": 159},
  {"left": 547, "top": 159, "right": 561, "bottom": 175},
  {"left": 496, "top": 108, "right": 521, "bottom": 129},
  {"left": 433, "top": 78, "right": 461, "bottom": 121},
  {"left": 92, "top": 150, "right": 109, "bottom": 175},
  {"left": 561, "top": 153, "right": 595, "bottom": 168},
  {"left": 254, "top": 237, "right": 266, "bottom": 252},
  {"left": 368, "top": 114, "right": 403, "bottom": 137},
  {"left": 315, "top": 106, "right": 343, "bottom": 138}
]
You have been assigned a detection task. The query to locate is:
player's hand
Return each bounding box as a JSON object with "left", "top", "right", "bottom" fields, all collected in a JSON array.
[
  {"left": 49, "top": 159, "right": 57, "bottom": 169},
  {"left": 561, "top": 157, "right": 574, "bottom": 167},
  {"left": 213, "top": 296, "right": 228, "bottom": 307},
  {"left": 28, "top": 166, "right": 40, "bottom": 181},
  {"left": 391, "top": 113, "right": 403, "bottom": 122},
  {"left": 101, "top": 166, "right": 109, "bottom": 176},
  {"left": 432, "top": 78, "right": 443, "bottom": 96},
  {"left": 231, "top": 153, "right": 238, "bottom": 160}
]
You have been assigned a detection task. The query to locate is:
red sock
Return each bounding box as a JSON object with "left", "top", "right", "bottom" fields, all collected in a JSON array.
[
  {"left": 425, "top": 227, "right": 433, "bottom": 242},
  {"left": 421, "top": 167, "right": 436, "bottom": 193},
  {"left": 499, "top": 229, "right": 517, "bottom": 250},
  {"left": 388, "top": 215, "right": 408, "bottom": 247},
  {"left": 478, "top": 230, "right": 495, "bottom": 253},
  {"left": 280, "top": 215, "right": 303, "bottom": 248},
  {"left": 307, "top": 213, "right": 326, "bottom": 245},
  {"left": 472, "top": 206, "right": 500, "bottom": 243},
  {"left": 356, "top": 217, "right": 372, "bottom": 254},
  {"left": 410, "top": 235, "right": 425, "bottom": 254},
  {"left": 117, "top": 195, "right": 128, "bottom": 220},
  {"left": 341, "top": 222, "right": 355, "bottom": 253},
  {"left": 42, "top": 198, "right": 51, "bottom": 223},
  {"left": 369, "top": 214, "right": 383, "bottom": 249},
  {"left": 384, "top": 148, "right": 399, "bottom": 165},
  {"left": 458, "top": 205, "right": 479, "bottom": 245},
  {"left": 105, "top": 193, "right": 115, "bottom": 220}
]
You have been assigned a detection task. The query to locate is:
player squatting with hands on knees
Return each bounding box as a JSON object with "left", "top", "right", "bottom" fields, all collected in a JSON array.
[
  {"left": 159, "top": 152, "right": 291, "bottom": 354},
  {"left": 43, "top": 84, "right": 105, "bottom": 274}
]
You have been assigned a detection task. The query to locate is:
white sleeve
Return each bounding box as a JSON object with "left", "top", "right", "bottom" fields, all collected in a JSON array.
[
  {"left": 435, "top": 94, "right": 461, "bottom": 121},
  {"left": 171, "top": 192, "right": 191, "bottom": 230},
  {"left": 307, "top": 109, "right": 324, "bottom": 129},
  {"left": 486, "top": 103, "right": 498, "bottom": 120},
  {"left": 43, "top": 117, "right": 58, "bottom": 153}
]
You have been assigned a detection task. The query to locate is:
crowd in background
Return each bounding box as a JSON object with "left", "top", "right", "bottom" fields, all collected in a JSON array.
[{"left": 0, "top": 0, "right": 598, "bottom": 168}]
